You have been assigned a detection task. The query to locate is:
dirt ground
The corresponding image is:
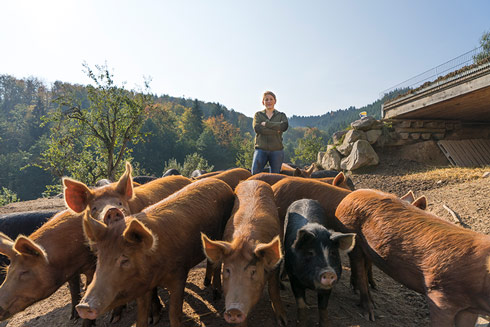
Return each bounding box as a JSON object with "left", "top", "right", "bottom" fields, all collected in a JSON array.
[{"left": 0, "top": 153, "right": 489, "bottom": 327}]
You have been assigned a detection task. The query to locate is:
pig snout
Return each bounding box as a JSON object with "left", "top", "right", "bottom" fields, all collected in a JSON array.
[
  {"left": 319, "top": 270, "right": 338, "bottom": 288},
  {"left": 224, "top": 308, "right": 246, "bottom": 324},
  {"left": 103, "top": 208, "right": 124, "bottom": 225},
  {"left": 76, "top": 303, "right": 99, "bottom": 320}
]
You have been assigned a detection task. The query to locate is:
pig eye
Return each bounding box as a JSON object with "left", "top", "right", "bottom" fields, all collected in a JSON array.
[
  {"left": 307, "top": 250, "right": 315, "bottom": 257},
  {"left": 118, "top": 202, "right": 122, "bottom": 206},
  {"left": 223, "top": 268, "right": 231, "bottom": 278},
  {"left": 91, "top": 207, "right": 97, "bottom": 214},
  {"left": 120, "top": 256, "right": 130, "bottom": 268},
  {"left": 250, "top": 268, "right": 256, "bottom": 278}
]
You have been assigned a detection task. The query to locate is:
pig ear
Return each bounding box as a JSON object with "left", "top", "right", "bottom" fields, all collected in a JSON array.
[
  {"left": 63, "top": 177, "right": 93, "bottom": 213},
  {"left": 0, "top": 232, "right": 16, "bottom": 259},
  {"left": 330, "top": 232, "right": 356, "bottom": 253},
  {"left": 115, "top": 162, "right": 134, "bottom": 200},
  {"left": 123, "top": 219, "right": 156, "bottom": 251},
  {"left": 13, "top": 236, "right": 48, "bottom": 263},
  {"left": 305, "top": 163, "right": 315, "bottom": 176},
  {"left": 332, "top": 172, "right": 345, "bottom": 187},
  {"left": 412, "top": 196, "right": 427, "bottom": 210},
  {"left": 254, "top": 235, "right": 282, "bottom": 270},
  {"left": 201, "top": 233, "right": 231, "bottom": 263},
  {"left": 292, "top": 228, "right": 316, "bottom": 250},
  {"left": 400, "top": 190, "right": 415, "bottom": 203},
  {"left": 83, "top": 210, "right": 108, "bottom": 243}
]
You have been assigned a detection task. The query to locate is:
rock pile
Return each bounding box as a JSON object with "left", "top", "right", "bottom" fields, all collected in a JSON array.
[{"left": 317, "top": 116, "right": 383, "bottom": 171}]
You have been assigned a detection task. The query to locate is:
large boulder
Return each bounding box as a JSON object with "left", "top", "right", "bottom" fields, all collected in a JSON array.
[
  {"left": 337, "top": 129, "right": 366, "bottom": 156},
  {"left": 321, "top": 148, "right": 342, "bottom": 171},
  {"left": 340, "top": 140, "right": 379, "bottom": 170},
  {"left": 351, "top": 116, "right": 383, "bottom": 131},
  {"left": 366, "top": 129, "right": 383, "bottom": 144}
]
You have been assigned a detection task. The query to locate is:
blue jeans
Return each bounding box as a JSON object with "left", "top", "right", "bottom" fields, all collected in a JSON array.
[{"left": 251, "top": 149, "right": 284, "bottom": 175}]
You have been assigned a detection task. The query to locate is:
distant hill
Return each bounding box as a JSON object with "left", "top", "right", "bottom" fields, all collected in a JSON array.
[{"left": 289, "top": 99, "right": 382, "bottom": 139}]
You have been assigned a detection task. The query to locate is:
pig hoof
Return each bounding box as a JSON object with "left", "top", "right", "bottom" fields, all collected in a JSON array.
[
  {"left": 276, "top": 314, "right": 287, "bottom": 326},
  {"left": 203, "top": 277, "right": 211, "bottom": 286}
]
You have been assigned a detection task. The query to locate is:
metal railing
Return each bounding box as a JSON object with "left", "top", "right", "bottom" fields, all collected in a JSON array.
[{"left": 380, "top": 45, "right": 490, "bottom": 102}]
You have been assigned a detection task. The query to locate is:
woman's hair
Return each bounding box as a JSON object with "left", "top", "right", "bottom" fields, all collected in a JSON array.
[{"left": 262, "top": 91, "right": 276, "bottom": 102}]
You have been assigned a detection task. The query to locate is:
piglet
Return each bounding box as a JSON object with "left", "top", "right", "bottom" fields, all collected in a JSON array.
[{"left": 284, "top": 199, "right": 355, "bottom": 327}]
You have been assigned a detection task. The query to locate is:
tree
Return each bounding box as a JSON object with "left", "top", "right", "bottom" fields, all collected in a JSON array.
[
  {"left": 43, "top": 63, "right": 152, "bottom": 181},
  {"left": 291, "top": 127, "right": 325, "bottom": 166},
  {"left": 474, "top": 30, "right": 490, "bottom": 64}
]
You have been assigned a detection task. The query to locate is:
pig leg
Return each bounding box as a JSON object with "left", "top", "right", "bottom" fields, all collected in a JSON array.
[
  {"left": 110, "top": 305, "right": 126, "bottom": 323},
  {"left": 426, "top": 296, "right": 455, "bottom": 327},
  {"left": 454, "top": 310, "right": 478, "bottom": 327},
  {"left": 317, "top": 290, "right": 332, "bottom": 327},
  {"left": 289, "top": 275, "right": 308, "bottom": 327},
  {"left": 149, "top": 287, "right": 163, "bottom": 324},
  {"left": 267, "top": 268, "right": 287, "bottom": 326},
  {"left": 211, "top": 262, "right": 222, "bottom": 300},
  {"left": 167, "top": 275, "right": 187, "bottom": 327},
  {"left": 68, "top": 275, "right": 82, "bottom": 320},
  {"left": 348, "top": 246, "right": 375, "bottom": 321},
  {"left": 135, "top": 291, "right": 152, "bottom": 327},
  {"left": 204, "top": 259, "right": 213, "bottom": 286}
]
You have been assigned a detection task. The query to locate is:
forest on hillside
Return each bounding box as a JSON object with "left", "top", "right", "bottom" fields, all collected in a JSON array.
[{"left": 0, "top": 69, "right": 383, "bottom": 201}]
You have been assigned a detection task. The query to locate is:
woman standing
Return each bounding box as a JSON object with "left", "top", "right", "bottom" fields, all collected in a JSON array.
[{"left": 251, "top": 91, "right": 288, "bottom": 174}]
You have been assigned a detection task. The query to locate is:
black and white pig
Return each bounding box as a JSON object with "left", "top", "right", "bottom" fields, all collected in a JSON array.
[{"left": 284, "top": 199, "right": 356, "bottom": 327}]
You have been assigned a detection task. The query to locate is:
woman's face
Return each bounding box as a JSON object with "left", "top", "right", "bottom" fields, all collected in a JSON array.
[{"left": 262, "top": 95, "right": 276, "bottom": 110}]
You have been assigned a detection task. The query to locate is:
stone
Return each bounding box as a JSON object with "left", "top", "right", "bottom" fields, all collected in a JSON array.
[
  {"left": 410, "top": 133, "right": 421, "bottom": 140},
  {"left": 317, "top": 151, "right": 325, "bottom": 165},
  {"left": 399, "top": 120, "right": 411, "bottom": 128},
  {"left": 332, "top": 130, "right": 348, "bottom": 145},
  {"left": 340, "top": 140, "right": 379, "bottom": 171},
  {"left": 344, "top": 129, "right": 367, "bottom": 144},
  {"left": 414, "top": 121, "right": 424, "bottom": 128},
  {"left": 421, "top": 133, "right": 431, "bottom": 140},
  {"left": 321, "top": 148, "right": 342, "bottom": 171},
  {"left": 397, "top": 141, "right": 449, "bottom": 166},
  {"left": 399, "top": 133, "right": 409, "bottom": 140},
  {"left": 337, "top": 142, "right": 353, "bottom": 156},
  {"left": 433, "top": 133, "right": 445, "bottom": 140},
  {"left": 366, "top": 129, "right": 382, "bottom": 144},
  {"left": 350, "top": 116, "right": 383, "bottom": 131}
]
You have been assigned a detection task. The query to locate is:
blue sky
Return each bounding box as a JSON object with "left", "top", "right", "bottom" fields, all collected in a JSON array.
[{"left": 1, "top": 0, "right": 489, "bottom": 118}]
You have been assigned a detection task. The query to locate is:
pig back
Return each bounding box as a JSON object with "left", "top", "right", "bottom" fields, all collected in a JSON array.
[
  {"left": 284, "top": 199, "right": 327, "bottom": 249},
  {"left": 140, "top": 178, "right": 235, "bottom": 270},
  {"left": 223, "top": 180, "right": 280, "bottom": 243},
  {"left": 128, "top": 175, "right": 192, "bottom": 213}
]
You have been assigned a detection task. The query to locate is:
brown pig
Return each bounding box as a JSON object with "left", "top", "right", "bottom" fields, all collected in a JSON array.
[
  {"left": 210, "top": 167, "right": 252, "bottom": 190},
  {"left": 280, "top": 163, "right": 314, "bottom": 177},
  {"left": 0, "top": 210, "right": 95, "bottom": 325},
  {"left": 0, "top": 173, "right": 192, "bottom": 325},
  {"left": 248, "top": 172, "right": 352, "bottom": 190},
  {"left": 201, "top": 180, "right": 286, "bottom": 326},
  {"left": 335, "top": 189, "right": 490, "bottom": 327},
  {"left": 76, "top": 178, "right": 235, "bottom": 327}
]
